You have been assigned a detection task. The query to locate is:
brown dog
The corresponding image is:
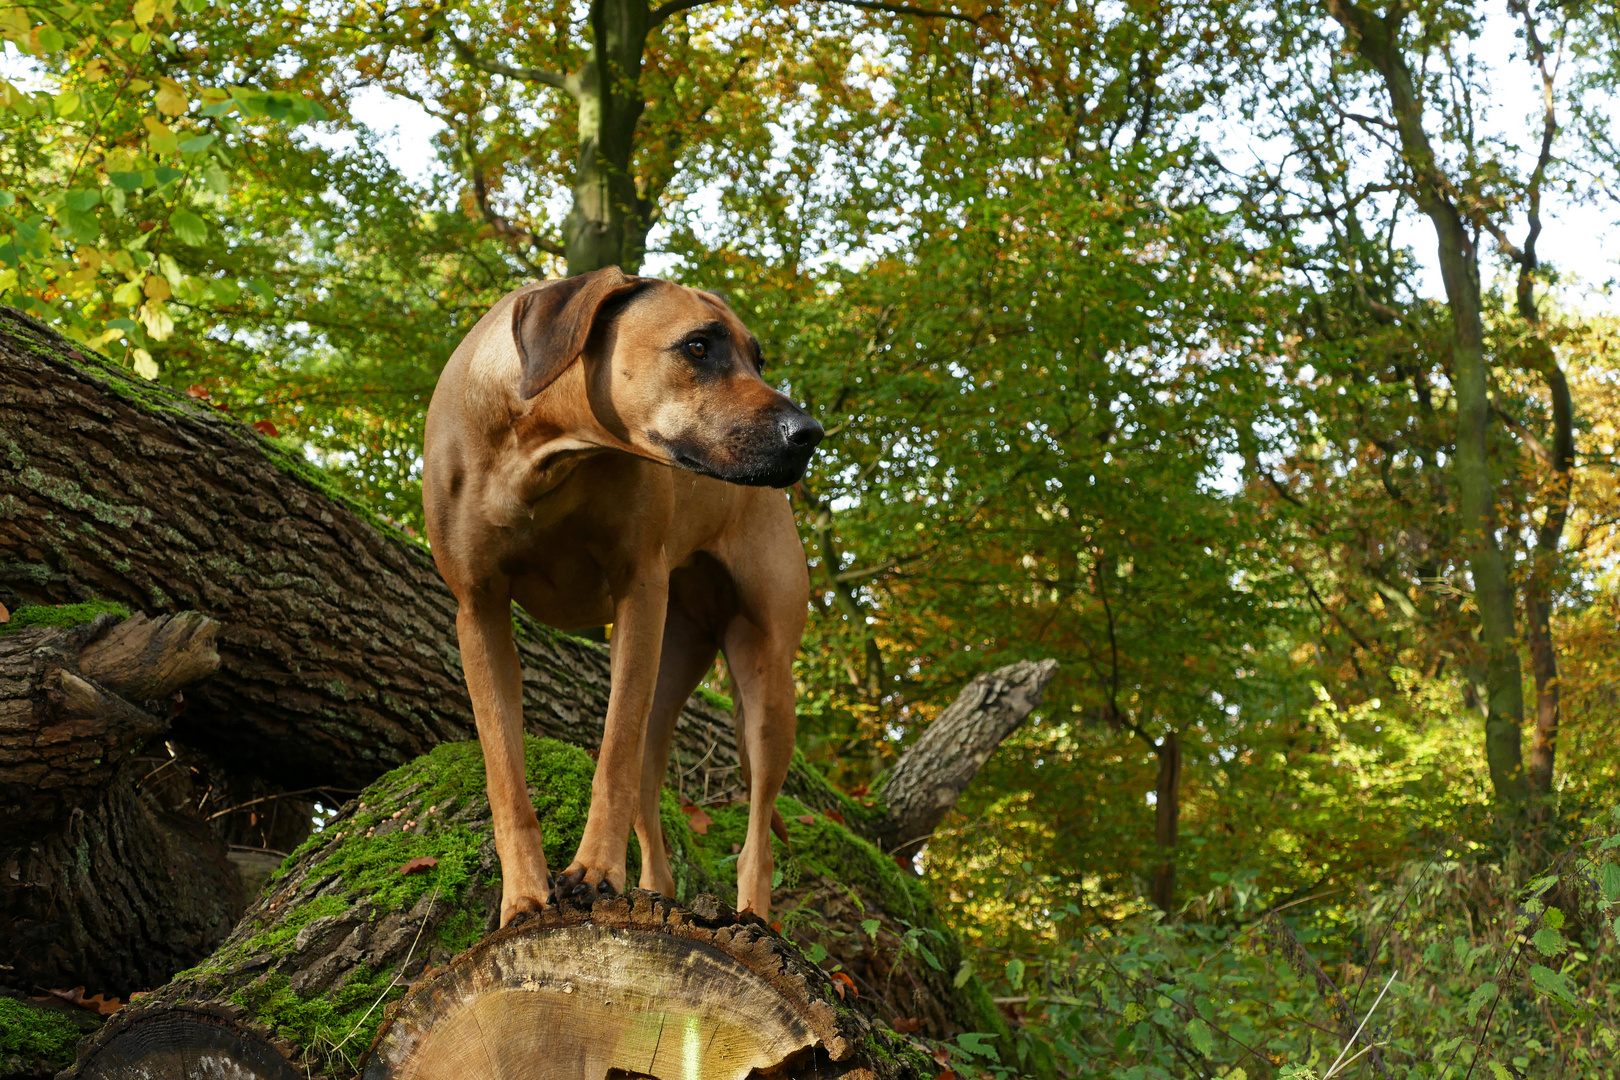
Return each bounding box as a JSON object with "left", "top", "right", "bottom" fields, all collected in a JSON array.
[{"left": 422, "top": 267, "right": 822, "bottom": 926}]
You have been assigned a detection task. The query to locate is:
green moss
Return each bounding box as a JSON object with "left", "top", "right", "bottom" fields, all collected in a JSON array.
[
  {"left": 0, "top": 600, "right": 129, "bottom": 636},
  {"left": 694, "top": 686, "right": 733, "bottom": 712},
  {"left": 198, "top": 736, "right": 704, "bottom": 1075},
  {"left": 0, "top": 996, "right": 90, "bottom": 1072}
]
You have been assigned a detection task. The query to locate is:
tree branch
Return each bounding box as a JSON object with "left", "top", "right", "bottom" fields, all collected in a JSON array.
[
  {"left": 649, "top": 0, "right": 725, "bottom": 26},
  {"left": 806, "top": 0, "right": 986, "bottom": 23},
  {"left": 447, "top": 32, "right": 568, "bottom": 90}
]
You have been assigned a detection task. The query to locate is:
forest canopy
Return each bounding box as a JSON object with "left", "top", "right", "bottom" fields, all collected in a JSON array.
[{"left": 5, "top": 0, "right": 1620, "bottom": 1076}]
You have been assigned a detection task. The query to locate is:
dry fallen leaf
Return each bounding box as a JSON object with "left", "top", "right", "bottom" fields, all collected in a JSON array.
[
  {"left": 82, "top": 993, "right": 122, "bottom": 1016},
  {"left": 397, "top": 856, "right": 439, "bottom": 875},
  {"left": 252, "top": 420, "right": 280, "bottom": 438},
  {"left": 891, "top": 1016, "right": 923, "bottom": 1035},
  {"left": 935, "top": 1072, "right": 957, "bottom": 1080},
  {"left": 0, "top": 600, "right": 9, "bottom": 623},
  {"left": 683, "top": 806, "right": 712, "bottom": 835},
  {"left": 769, "top": 920, "right": 783, "bottom": 934},
  {"left": 797, "top": 814, "right": 816, "bottom": 825},
  {"left": 830, "top": 971, "right": 857, "bottom": 998},
  {"left": 824, "top": 808, "right": 846, "bottom": 826}
]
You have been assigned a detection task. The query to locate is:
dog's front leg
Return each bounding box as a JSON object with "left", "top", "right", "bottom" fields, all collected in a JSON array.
[
  {"left": 458, "top": 592, "right": 553, "bottom": 926},
  {"left": 554, "top": 567, "right": 669, "bottom": 901}
]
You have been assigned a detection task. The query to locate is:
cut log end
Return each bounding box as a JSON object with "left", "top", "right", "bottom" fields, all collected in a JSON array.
[
  {"left": 357, "top": 893, "right": 923, "bottom": 1080},
  {"left": 70, "top": 893, "right": 932, "bottom": 1080},
  {"left": 72, "top": 1007, "right": 301, "bottom": 1080}
]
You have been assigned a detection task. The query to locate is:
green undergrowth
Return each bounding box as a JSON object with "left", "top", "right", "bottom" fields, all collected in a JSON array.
[
  {"left": 0, "top": 996, "right": 91, "bottom": 1074},
  {"left": 0, "top": 600, "right": 129, "bottom": 636}
]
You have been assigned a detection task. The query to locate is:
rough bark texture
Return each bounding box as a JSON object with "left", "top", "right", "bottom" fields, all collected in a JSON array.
[
  {"left": 873, "top": 659, "right": 1058, "bottom": 860},
  {"left": 0, "top": 305, "right": 736, "bottom": 797},
  {"left": 0, "top": 611, "right": 247, "bottom": 996},
  {"left": 64, "top": 737, "right": 958, "bottom": 1080},
  {"left": 0, "top": 612, "right": 210, "bottom": 840}
]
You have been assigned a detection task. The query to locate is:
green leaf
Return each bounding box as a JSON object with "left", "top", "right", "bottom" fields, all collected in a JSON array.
[
  {"left": 179, "top": 134, "right": 215, "bottom": 154},
  {"left": 1465, "top": 982, "right": 1497, "bottom": 1023},
  {"left": 203, "top": 163, "right": 229, "bottom": 195},
  {"left": 153, "top": 166, "right": 185, "bottom": 186},
  {"left": 1005, "top": 957, "right": 1025, "bottom": 991},
  {"left": 112, "top": 280, "right": 144, "bottom": 307},
  {"left": 64, "top": 189, "right": 101, "bottom": 212},
  {"left": 36, "top": 24, "right": 64, "bottom": 53},
  {"left": 1529, "top": 964, "right": 1579, "bottom": 1008},
  {"left": 804, "top": 943, "right": 827, "bottom": 964},
  {"left": 53, "top": 91, "right": 80, "bottom": 118},
  {"left": 1544, "top": 906, "right": 1565, "bottom": 930},
  {"left": 59, "top": 206, "right": 100, "bottom": 244},
  {"left": 169, "top": 209, "right": 207, "bottom": 245},
  {"left": 1186, "top": 1017, "right": 1215, "bottom": 1056},
  {"left": 0, "top": 190, "right": 14, "bottom": 207},
  {"left": 1600, "top": 862, "right": 1620, "bottom": 903},
  {"left": 1531, "top": 927, "right": 1567, "bottom": 957},
  {"left": 110, "top": 171, "right": 145, "bottom": 192},
  {"left": 952, "top": 960, "right": 974, "bottom": 988},
  {"left": 955, "top": 1032, "right": 1000, "bottom": 1061}
]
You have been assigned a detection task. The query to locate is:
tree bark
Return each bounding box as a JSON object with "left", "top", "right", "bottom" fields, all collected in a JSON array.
[
  {"left": 0, "top": 611, "right": 247, "bottom": 996},
  {"left": 64, "top": 737, "right": 943, "bottom": 1080},
  {"left": 0, "top": 306, "right": 736, "bottom": 798},
  {"left": 1326, "top": 0, "right": 1528, "bottom": 806},
  {"left": 0, "top": 610, "right": 233, "bottom": 986},
  {"left": 1, "top": 612, "right": 217, "bottom": 841},
  {"left": 564, "top": 0, "right": 654, "bottom": 275},
  {"left": 1149, "top": 730, "right": 1181, "bottom": 913},
  {"left": 872, "top": 659, "right": 1058, "bottom": 860}
]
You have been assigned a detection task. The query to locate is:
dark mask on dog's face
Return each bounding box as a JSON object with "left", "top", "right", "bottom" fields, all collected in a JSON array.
[{"left": 530, "top": 274, "right": 823, "bottom": 488}]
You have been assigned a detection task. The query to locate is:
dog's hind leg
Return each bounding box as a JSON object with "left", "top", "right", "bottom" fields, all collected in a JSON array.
[
  {"left": 457, "top": 590, "right": 553, "bottom": 926},
  {"left": 634, "top": 607, "right": 718, "bottom": 897},
  {"left": 722, "top": 619, "right": 799, "bottom": 917}
]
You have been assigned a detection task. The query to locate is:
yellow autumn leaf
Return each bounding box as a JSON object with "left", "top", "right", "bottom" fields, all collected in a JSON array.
[
  {"left": 131, "top": 348, "right": 159, "bottom": 379},
  {"left": 133, "top": 0, "right": 157, "bottom": 29},
  {"left": 143, "top": 274, "right": 171, "bottom": 302},
  {"left": 154, "top": 77, "right": 187, "bottom": 117}
]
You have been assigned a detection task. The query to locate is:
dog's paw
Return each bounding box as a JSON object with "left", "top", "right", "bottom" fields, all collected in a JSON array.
[
  {"left": 499, "top": 872, "right": 556, "bottom": 926},
  {"left": 553, "top": 862, "right": 623, "bottom": 903}
]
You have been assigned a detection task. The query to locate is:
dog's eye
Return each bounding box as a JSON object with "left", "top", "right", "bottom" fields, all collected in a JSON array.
[{"left": 685, "top": 339, "right": 707, "bottom": 360}]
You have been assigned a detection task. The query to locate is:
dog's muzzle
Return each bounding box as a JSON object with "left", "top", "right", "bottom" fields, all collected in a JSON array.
[{"left": 655, "top": 405, "right": 824, "bottom": 488}]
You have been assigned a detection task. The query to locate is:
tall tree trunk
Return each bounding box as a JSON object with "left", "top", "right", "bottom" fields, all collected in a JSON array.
[
  {"left": 1150, "top": 730, "right": 1180, "bottom": 912},
  {"left": 1510, "top": 7, "right": 1575, "bottom": 801},
  {"left": 565, "top": 0, "right": 653, "bottom": 275},
  {"left": 1327, "top": 0, "right": 1527, "bottom": 807}
]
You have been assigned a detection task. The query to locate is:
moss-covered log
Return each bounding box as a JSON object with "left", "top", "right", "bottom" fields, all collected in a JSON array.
[
  {"left": 66, "top": 738, "right": 1004, "bottom": 1078},
  {"left": 0, "top": 609, "right": 248, "bottom": 995},
  {"left": 0, "top": 307, "right": 736, "bottom": 795},
  {"left": 0, "top": 991, "right": 105, "bottom": 1079}
]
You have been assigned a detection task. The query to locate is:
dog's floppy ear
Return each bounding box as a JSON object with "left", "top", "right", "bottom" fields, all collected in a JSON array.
[{"left": 511, "top": 266, "right": 645, "bottom": 399}]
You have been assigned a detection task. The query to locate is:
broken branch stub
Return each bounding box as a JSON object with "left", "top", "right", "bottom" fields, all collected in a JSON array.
[{"left": 875, "top": 659, "right": 1059, "bottom": 860}]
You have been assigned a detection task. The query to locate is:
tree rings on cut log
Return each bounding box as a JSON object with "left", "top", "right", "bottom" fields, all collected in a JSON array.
[
  {"left": 72, "top": 1006, "right": 300, "bottom": 1080},
  {"left": 362, "top": 892, "right": 926, "bottom": 1080}
]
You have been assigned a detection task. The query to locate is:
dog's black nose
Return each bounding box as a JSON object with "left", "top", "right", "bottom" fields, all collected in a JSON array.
[{"left": 780, "top": 411, "right": 824, "bottom": 449}]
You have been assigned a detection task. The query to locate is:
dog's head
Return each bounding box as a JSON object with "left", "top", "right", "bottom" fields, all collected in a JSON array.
[{"left": 511, "top": 266, "right": 823, "bottom": 488}]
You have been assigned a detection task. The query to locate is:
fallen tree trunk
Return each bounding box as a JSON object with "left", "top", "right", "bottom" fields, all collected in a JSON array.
[
  {"left": 64, "top": 737, "right": 985, "bottom": 1079},
  {"left": 0, "top": 307, "right": 734, "bottom": 795},
  {"left": 0, "top": 610, "right": 246, "bottom": 995}
]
